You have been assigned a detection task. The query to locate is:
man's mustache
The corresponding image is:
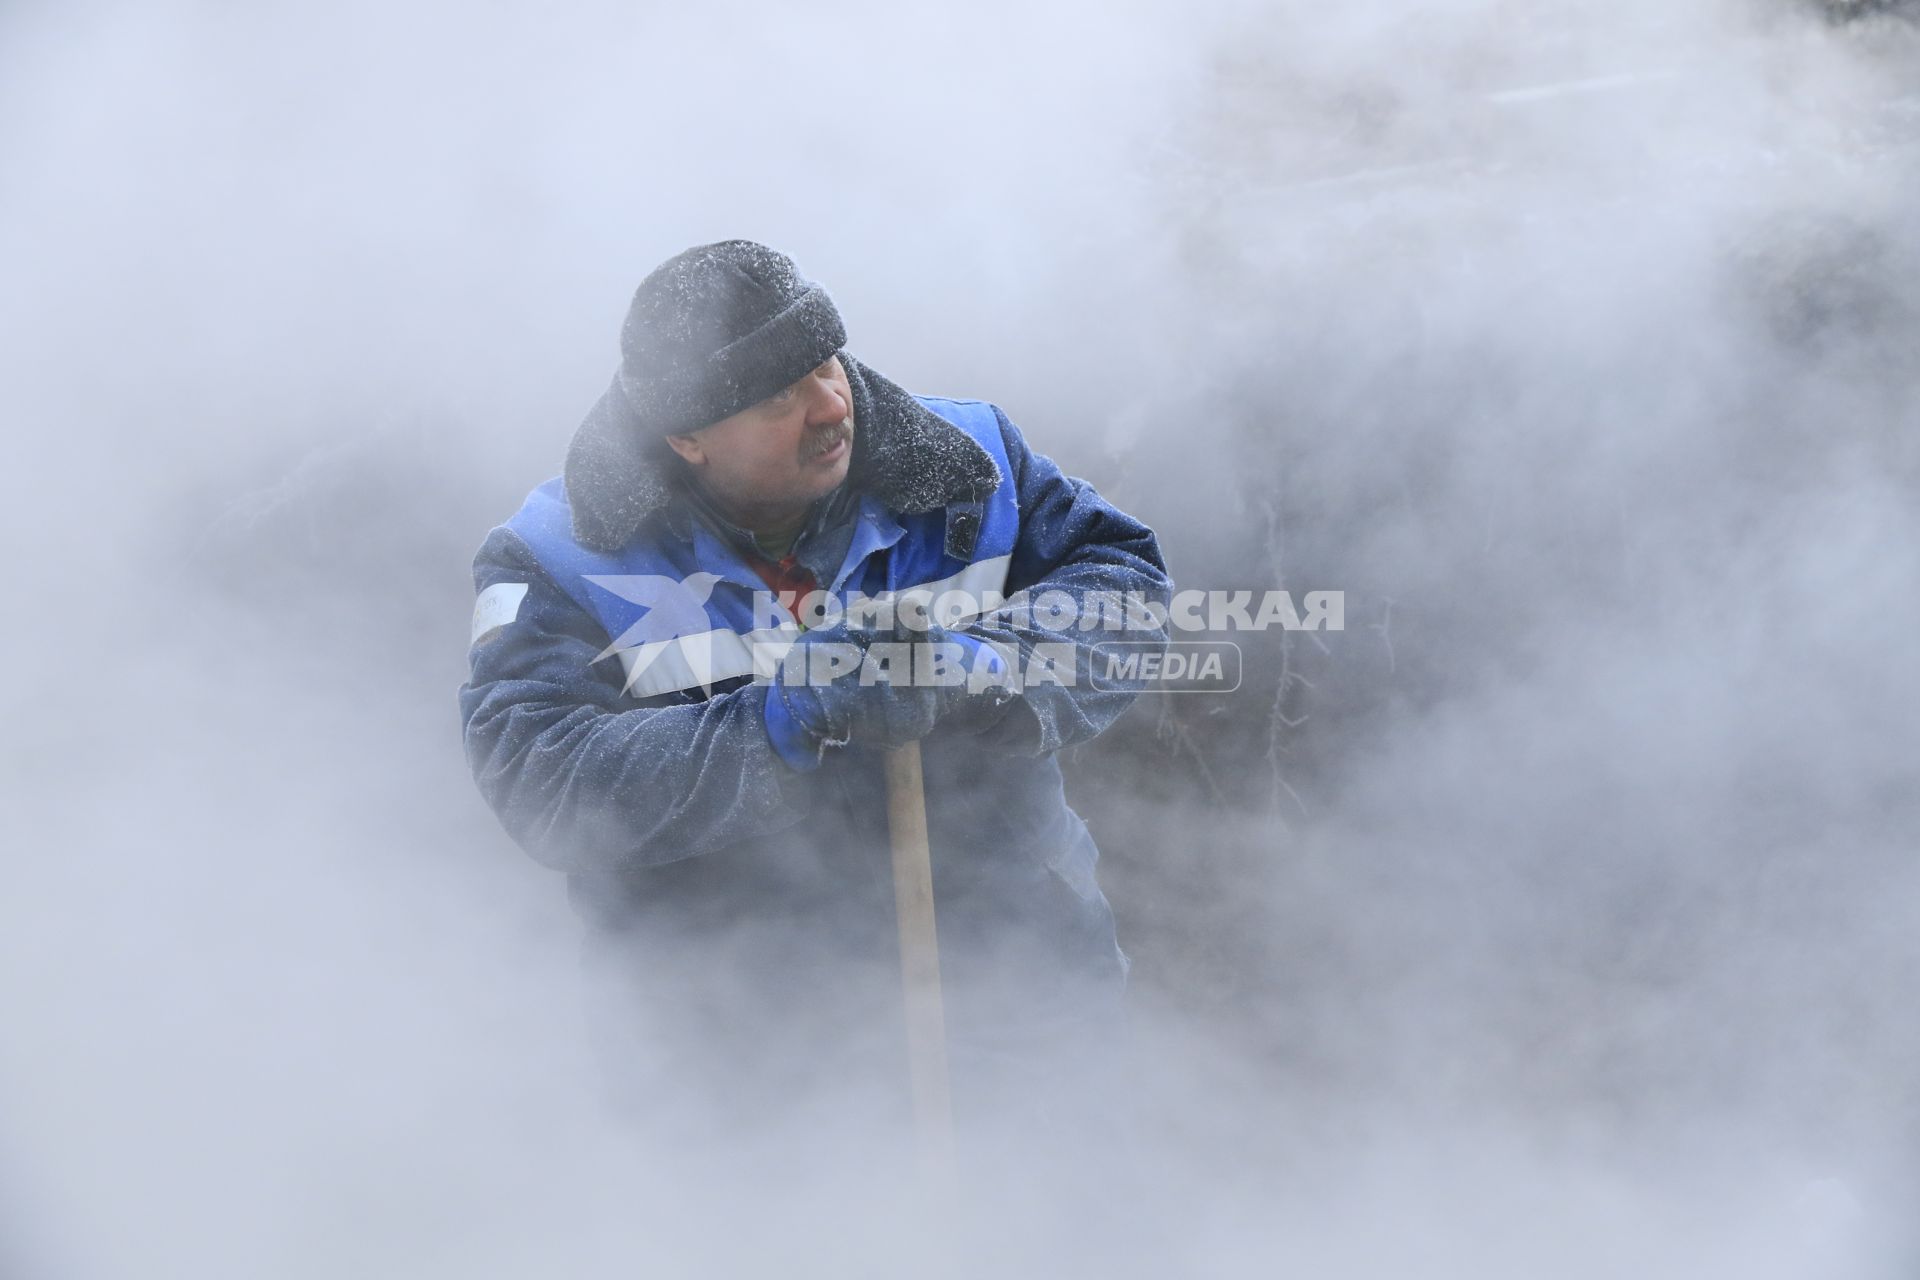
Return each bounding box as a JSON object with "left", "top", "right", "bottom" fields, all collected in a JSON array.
[{"left": 801, "top": 417, "right": 854, "bottom": 459}]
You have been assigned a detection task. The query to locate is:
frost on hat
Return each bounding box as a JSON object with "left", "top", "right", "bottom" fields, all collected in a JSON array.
[{"left": 613, "top": 240, "right": 848, "bottom": 436}]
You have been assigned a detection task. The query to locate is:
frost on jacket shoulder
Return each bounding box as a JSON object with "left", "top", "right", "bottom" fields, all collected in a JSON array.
[{"left": 457, "top": 355, "right": 1173, "bottom": 884}]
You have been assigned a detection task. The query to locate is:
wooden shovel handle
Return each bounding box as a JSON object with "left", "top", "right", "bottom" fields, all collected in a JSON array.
[{"left": 885, "top": 740, "right": 955, "bottom": 1171}]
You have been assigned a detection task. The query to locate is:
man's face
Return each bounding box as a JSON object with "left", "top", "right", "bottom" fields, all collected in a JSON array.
[{"left": 665, "top": 355, "right": 855, "bottom": 525}]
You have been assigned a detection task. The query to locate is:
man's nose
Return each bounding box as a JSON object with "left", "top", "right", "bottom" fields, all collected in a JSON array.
[{"left": 803, "top": 374, "right": 849, "bottom": 425}]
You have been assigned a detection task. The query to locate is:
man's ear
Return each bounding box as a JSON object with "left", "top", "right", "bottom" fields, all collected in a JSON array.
[{"left": 664, "top": 433, "right": 706, "bottom": 466}]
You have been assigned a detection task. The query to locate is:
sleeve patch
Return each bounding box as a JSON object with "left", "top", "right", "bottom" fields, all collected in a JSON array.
[{"left": 470, "top": 582, "right": 530, "bottom": 646}]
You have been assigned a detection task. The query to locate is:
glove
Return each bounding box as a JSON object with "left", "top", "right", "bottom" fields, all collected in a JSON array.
[
  {"left": 762, "top": 618, "right": 1015, "bottom": 769},
  {"left": 936, "top": 627, "right": 1022, "bottom": 737}
]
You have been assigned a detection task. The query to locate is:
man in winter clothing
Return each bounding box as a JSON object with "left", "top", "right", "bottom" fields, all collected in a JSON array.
[{"left": 458, "top": 241, "right": 1171, "bottom": 1127}]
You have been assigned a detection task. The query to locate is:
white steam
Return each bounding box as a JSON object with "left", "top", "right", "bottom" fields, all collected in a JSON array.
[{"left": 2, "top": 1, "right": 1916, "bottom": 1277}]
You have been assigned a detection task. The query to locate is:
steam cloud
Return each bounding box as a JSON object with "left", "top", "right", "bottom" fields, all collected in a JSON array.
[{"left": 3, "top": 0, "right": 1916, "bottom": 1275}]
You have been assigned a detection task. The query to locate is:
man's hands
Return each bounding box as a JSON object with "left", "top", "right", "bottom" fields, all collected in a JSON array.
[{"left": 761, "top": 614, "right": 1016, "bottom": 770}]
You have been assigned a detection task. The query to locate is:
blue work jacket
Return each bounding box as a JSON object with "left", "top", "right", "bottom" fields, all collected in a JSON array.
[{"left": 459, "top": 356, "right": 1171, "bottom": 1068}]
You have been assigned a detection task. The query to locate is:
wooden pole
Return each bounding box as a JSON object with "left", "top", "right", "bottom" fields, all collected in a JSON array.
[{"left": 884, "top": 740, "right": 956, "bottom": 1177}]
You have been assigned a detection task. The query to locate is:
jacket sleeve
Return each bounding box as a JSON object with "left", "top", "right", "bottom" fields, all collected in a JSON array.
[
  {"left": 457, "top": 527, "right": 813, "bottom": 876},
  {"left": 963, "top": 406, "right": 1174, "bottom": 755}
]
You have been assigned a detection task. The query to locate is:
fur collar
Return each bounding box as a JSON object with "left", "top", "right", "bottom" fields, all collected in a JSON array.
[{"left": 562, "top": 354, "right": 1001, "bottom": 553}]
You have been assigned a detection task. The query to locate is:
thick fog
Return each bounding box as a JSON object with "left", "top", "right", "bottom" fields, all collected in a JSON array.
[{"left": 4, "top": 0, "right": 1917, "bottom": 1275}]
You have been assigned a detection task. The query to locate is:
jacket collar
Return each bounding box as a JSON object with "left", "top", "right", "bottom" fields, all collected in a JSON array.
[{"left": 562, "top": 354, "right": 1001, "bottom": 554}]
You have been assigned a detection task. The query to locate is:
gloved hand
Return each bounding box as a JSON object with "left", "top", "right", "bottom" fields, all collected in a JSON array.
[
  {"left": 762, "top": 617, "right": 1015, "bottom": 769},
  {"left": 935, "top": 626, "right": 1022, "bottom": 737}
]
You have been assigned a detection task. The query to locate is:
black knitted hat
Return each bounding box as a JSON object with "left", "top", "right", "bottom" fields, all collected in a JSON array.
[{"left": 612, "top": 240, "right": 848, "bottom": 437}]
